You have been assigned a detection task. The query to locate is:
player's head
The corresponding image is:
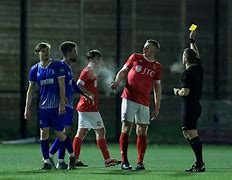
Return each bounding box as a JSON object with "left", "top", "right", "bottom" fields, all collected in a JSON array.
[
  {"left": 34, "top": 42, "right": 51, "bottom": 61},
  {"left": 59, "top": 41, "right": 78, "bottom": 62},
  {"left": 182, "top": 48, "right": 197, "bottom": 65},
  {"left": 143, "top": 39, "right": 160, "bottom": 58},
  {"left": 86, "top": 50, "right": 102, "bottom": 69}
]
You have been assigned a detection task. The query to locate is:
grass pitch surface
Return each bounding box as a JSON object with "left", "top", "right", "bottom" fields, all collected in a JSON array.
[{"left": 0, "top": 144, "right": 231, "bottom": 180}]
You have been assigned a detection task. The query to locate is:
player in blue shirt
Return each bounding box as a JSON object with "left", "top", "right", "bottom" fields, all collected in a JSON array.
[
  {"left": 24, "top": 42, "right": 76, "bottom": 170},
  {"left": 49, "top": 41, "right": 91, "bottom": 169}
]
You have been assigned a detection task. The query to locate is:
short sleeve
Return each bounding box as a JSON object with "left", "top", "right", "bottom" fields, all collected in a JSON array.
[
  {"left": 78, "top": 68, "right": 91, "bottom": 83},
  {"left": 29, "top": 64, "right": 37, "bottom": 83},
  {"left": 181, "top": 71, "right": 192, "bottom": 88},
  {"left": 154, "top": 63, "right": 163, "bottom": 80},
  {"left": 56, "top": 61, "right": 65, "bottom": 77},
  {"left": 125, "top": 54, "right": 136, "bottom": 69}
]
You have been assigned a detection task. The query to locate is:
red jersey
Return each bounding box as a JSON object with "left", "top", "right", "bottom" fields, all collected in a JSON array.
[
  {"left": 76, "top": 67, "right": 99, "bottom": 112},
  {"left": 121, "top": 53, "right": 162, "bottom": 106}
]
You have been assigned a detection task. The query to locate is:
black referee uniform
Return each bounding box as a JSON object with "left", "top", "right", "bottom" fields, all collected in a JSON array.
[{"left": 181, "top": 58, "right": 203, "bottom": 130}]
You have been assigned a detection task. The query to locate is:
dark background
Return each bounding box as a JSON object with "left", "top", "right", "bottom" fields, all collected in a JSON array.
[{"left": 0, "top": 0, "right": 231, "bottom": 144}]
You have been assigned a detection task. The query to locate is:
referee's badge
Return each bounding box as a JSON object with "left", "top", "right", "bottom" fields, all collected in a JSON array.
[{"left": 135, "top": 65, "right": 142, "bottom": 72}]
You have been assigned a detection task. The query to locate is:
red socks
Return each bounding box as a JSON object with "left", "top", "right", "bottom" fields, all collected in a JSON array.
[
  {"left": 119, "top": 132, "right": 129, "bottom": 163},
  {"left": 136, "top": 135, "right": 147, "bottom": 163},
  {"left": 96, "top": 139, "right": 110, "bottom": 160},
  {"left": 72, "top": 136, "right": 82, "bottom": 159}
]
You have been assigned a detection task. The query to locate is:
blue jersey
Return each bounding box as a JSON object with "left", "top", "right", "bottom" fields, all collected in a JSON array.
[
  {"left": 29, "top": 59, "right": 65, "bottom": 109},
  {"left": 60, "top": 60, "right": 74, "bottom": 108}
]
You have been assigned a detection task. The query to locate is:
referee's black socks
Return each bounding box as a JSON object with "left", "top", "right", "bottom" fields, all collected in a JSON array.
[{"left": 188, "top": 136, "right": 203, "bottom": 165}]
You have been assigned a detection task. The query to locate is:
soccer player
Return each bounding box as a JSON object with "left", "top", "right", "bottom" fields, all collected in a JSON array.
[
  {"left": 24, "top": 42, "right": 76, "bottom": 170},
  {"left": 72, "top": 50, "right": 121, "bottom": 167},
  {"left": 110, "top": 39, "right": 162, "bottom": 170},
  {"left": 49, "top": 41, "right": 90, "bottom": 169},
  {"left": 173, "top": 31, "right": 205, "bottom": 172}
]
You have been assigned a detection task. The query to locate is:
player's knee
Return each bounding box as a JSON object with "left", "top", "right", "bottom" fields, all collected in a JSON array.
[
  {"left": 64, "top": 127, "right": 72, "bottom": 135},
  {"left": 40, "top": 128, "right": 49, "bottom": 140},
  {"left": 122, "top": 122, "right": 132, "bottom": 134},
  {"left": 136, "top": 126, "right": 147, "bottom": 136},
  {"left": 55, "top": 131, "right": 67, "bottom": 141},
  {"left": 76, "top": 128, "right": 88, "bottom": 139}
]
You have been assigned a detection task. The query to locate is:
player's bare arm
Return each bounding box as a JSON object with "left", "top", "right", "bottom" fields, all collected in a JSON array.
[
  {"left": 173, "top": 88, "right": 190, "bottom": 96},
  {"left": 151, "top": 80, "right": 162, "bottom": 121},
  {"left": 58, "top": 76, "right": 66, "bottom": 115},
  {"left": 24, "top": 82, "right": 35, "bottom": 120},
  {"left": 110, "top": 65, "right": 129, "bottom": 91},
  {"left": 77, "top": 81, "right": 94, "bottom": 105}
]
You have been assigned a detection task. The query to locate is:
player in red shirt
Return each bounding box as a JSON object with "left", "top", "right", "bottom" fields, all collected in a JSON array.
[
  {"left": 72, "top": 50, "right": 121, "bottom": 167},
  {"left": 111, "top": 39, "right": 162, "bottom": 170}
]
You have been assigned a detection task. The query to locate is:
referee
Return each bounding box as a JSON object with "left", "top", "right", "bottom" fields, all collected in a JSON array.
[{"left": 173, "top": 30, "right": 205, "bottom": 172}]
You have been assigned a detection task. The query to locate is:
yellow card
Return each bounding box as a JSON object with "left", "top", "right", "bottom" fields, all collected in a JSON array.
[{"left": 189, "top": 24, "right": 198, "bottom": 31}]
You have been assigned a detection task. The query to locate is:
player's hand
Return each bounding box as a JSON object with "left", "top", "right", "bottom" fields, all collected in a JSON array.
[
  {"left": 84, "top": 93, "right": 94, "bottom": 106},
  {"left": 151, "top": 108, "right": 159, "bottom": 121},
  {"left": 59, "top": 104, "right": 66, "bottom": 115},
  {"left": 24, "top": 109, "right": 31, "bottom": 120},
  {"left": 110, "top": 81, "right": 119, "bottom": 93},
  {"left": 173, "top": 88, "right": 179, "bottom": 95}
]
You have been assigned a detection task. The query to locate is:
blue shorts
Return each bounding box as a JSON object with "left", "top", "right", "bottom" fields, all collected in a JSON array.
[
  {"left": 63, "top": 106, "right": 74, "bottom": 127},
  {"left": 38, "top": 108, "right": 64, "bottom": 131}
]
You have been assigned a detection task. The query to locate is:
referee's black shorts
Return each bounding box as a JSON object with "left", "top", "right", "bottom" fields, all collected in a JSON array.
[{"left": 181, "top": 101, "right": 202, "bottom": 130}]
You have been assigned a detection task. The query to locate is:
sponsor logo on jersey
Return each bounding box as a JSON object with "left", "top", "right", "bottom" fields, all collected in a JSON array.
[
  {"left": 40, "top": 78, "right": 54, "bottom": 85},
  {"left": 141, "top": 67, "right": 155, "bottom": 78}
]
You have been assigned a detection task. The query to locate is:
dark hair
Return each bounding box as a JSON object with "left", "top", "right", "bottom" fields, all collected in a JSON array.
[
  {"left": 184, "top": 48, "right": 197, "bottom": 64},
  {"left": 34, "top": 42, "right": 51, "bottom": 54},
  {"left": 86, "top": 50, "right": 102, "bottom": 61},
  {"left": 59, "top": 41, "right": 77, "bottom": 57},
  {"left": 146, "top": 39, "right": 160, "bottom": 50}
]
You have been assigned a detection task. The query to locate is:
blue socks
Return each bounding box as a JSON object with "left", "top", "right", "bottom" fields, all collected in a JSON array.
[{"left": 40, "top": 139, "right": 49, "bottom": 160}]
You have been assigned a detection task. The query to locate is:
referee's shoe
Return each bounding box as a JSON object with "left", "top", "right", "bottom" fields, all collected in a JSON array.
[{"left": 185, "top": 162, "right": 205, "bottom": 173}]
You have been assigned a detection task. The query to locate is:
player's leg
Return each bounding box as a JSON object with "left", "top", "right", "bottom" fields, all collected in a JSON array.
[
  {"left": 73, "top": 128, "right": 88, "bottom": 166},
  {"left": 38, "top": 109, "right": 54, "bottom": 169},
  {"left": 134, "top": 103, "right": 150, "bottom": 170},
  {"left": 94, "top": 128, "right": 121, "bottom": 167},
  {"left": 120, "top": 99, "right": 136, "bottom": 170},
  {"left": 55, "top": 107, "right": 74, "bottom": 169},
  {"left": 53, "top": 126, "right": 72, "bottom": 169},
  {"left": 52, "top": 111, "right": 75, "bottom": 170},
  {"left": 135, "top": 124, "right": 148, "bottom": 170},
  {"left": 40, "top": 127, "right": 53, "bottom": 169}
]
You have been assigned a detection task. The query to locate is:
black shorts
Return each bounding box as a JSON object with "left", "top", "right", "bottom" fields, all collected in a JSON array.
[{"left": 181, "top": 101, "right": 202, "bottom": 130}]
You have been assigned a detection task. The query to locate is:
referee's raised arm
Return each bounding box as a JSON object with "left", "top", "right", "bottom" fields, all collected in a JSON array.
[{"left": 189, "top": 31, "right": 200, "bottom": 59}]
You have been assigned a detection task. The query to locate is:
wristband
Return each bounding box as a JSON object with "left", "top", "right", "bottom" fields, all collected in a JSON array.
[{"left": 189, "top": 38, "right": 195, "bottom": 43}]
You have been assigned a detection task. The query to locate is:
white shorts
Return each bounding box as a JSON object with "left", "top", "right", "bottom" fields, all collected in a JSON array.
[
  {"left": 78, "top": 111, "right": 105, "bottom": 130},
  {"left": 121, "top": 98, "right": 150, "bottom": 124}
]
